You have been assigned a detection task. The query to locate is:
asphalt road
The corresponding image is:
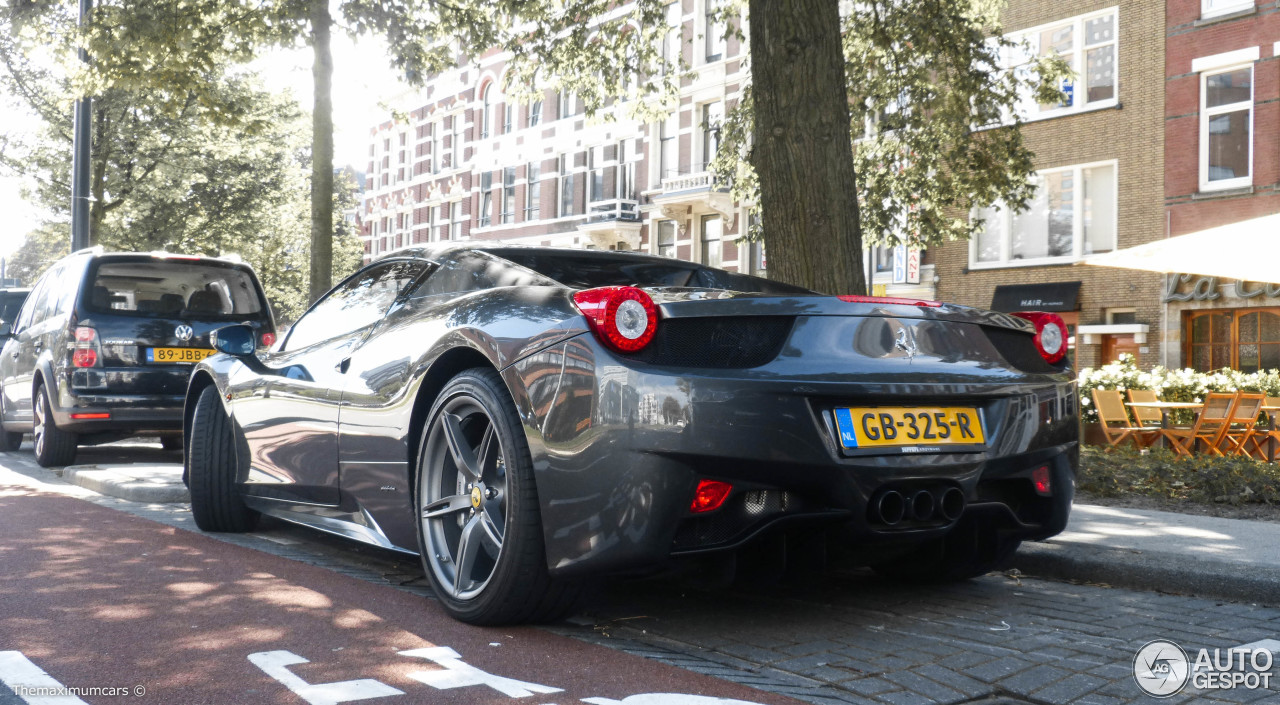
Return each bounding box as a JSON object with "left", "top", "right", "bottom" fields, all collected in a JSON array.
[{"left": 2, "top": 444, "right": 1279, "bottom": 705}]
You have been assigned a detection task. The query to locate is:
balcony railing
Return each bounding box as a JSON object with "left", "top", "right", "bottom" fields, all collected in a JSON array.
[
  {"left": 659, "top": 169, "right": 727, "bottom": 193},
  {"left": 587, "top": 199, "right": 640, "bottom": 223}
]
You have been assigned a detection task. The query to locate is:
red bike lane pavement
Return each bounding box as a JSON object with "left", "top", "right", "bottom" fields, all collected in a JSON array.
[{"left": 0, "top": 484, "right": 804, "bottom": 705}]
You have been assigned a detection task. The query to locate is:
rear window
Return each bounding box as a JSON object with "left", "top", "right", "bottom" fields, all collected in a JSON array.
[
  {"left": 489, "top": 249, "right": 817, "bottom": 295},
  {"left": 87, "top": 260, "right": 264, "bottom": 318},
  {"left": 0, "top": 293, "right": 28, "bottom": 325}
]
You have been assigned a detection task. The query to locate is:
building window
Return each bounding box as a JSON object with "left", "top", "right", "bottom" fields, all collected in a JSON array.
[
  {"left": 430, "top": 123, "right": 439, "bottom": 174},
  {"left": 450, "top": 202, "right": 462, "bottom": 240},
  {"left": 1186, "top": 308, "right": 1280, "bottom": 372},
  {"left": 451, "top": 115, "right": 463, "bottom": 169},
  {"left": 529, "top": 99, "right": 542, "bottom": 126},
  {"left": 618, "top": 140, "right": 636, "bottom": 203},
  {"left": 700, "top": 214, "right": 722, "bottom": 268},
  {"left": 656, "top": 220, "right": 677, "bottom": 258},
  {"left": 559, "top": 154, "right": 575, "bottom": 216},
  {"left": 1201, "top": 0, "right": 1253, "bottom": 19},
  {"left": 1001, "top": 9, "right": 1117, "bottom": 120},
  {"left": 501, "top": 166, "right": 516, "bottom": 224},
  {"left": 704, "top": 0, "right": 725, "bottom": 62},
  {"left": 427, "top": 205, "right": 436, "bottom": 243},
  {"left": 971, "top": 161, "right": 1116, "bottom": 267},
  {"left": 558, "top": 91, "right": 575, "bottom": 120},
  {"left": 479, "top": 171, "right": 493, "bottom": 227},
  {"left": 871, "top": 245, "right": 893, "bottom": 274},
  {"left": 503, "top": 101, "right": 513, "bottom": 134},
  {"left": 1200, "top": 65, "right": 1253, "bottom": 192},
  {"left": 659, "top": 115, "right": 678, "bottom": 180},
  {"left": 480, "top": 84, "right": 493, "bottom": 139},
  {"left": 525, "top": 162, "right": 541, "bottom": 220},
  {"left": 588, "top": 146, "right": 611, "bottom": 205},
  {"left": 662, "top": 3, "right": 682, "bottom": 73},
  {"left": 700, "top": 102, "right": 722, "bottom": 172}
]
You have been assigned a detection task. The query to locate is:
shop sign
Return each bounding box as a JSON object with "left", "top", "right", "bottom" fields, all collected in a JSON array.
[{"left": 1163, "top": 275, "right": 1280, "bottom": 303}]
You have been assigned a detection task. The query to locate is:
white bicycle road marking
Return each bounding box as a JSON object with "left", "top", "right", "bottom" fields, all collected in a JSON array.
[
  {"left": 0, "top": 651, "right": 91, "bottom": 705},
  {"left": 399, "top": 646, "right": 563, "bottom": 698},
  {"left": 583, "top": 696, "right": 767, "bottom": 705},
  {"left": 247, "top": 651, "right": 404, "bottom": 705}
]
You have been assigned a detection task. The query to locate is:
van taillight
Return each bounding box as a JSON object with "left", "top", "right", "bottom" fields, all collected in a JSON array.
[{"left": 71, "top": 326, "right": 102, "bottom": 368}]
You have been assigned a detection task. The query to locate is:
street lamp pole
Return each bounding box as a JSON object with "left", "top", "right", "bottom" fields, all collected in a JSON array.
[{"left": 70, "top": 0, "right": 93, "bottom": 252}]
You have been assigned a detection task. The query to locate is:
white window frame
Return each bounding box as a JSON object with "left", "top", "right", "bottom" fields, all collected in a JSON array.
[
  {"left": 1002, "top": 8, "right": 1119, "bottom": 122},
  {"left": 1201, "top": 0, "right": 1254, "bottom": 20},
  {"left": 1199, "top": 63, "right": 1254, "bottom": 193},
  {"left": 969, "top": 159, "right": 1119, "bottom": 269}
]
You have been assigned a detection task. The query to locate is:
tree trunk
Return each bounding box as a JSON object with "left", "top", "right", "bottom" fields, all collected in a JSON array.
[
  {"left": 309, "top": 0, "right": 335, "bottom": 303},
  {"left": 748, "top": 0, "right": 865, "bottom": 295}
]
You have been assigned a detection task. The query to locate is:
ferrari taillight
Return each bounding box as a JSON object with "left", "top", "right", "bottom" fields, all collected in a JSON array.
[
  {"left": 261, "top": 331, "right": 276, "bottom": 349},
  {"left": 572, "top": 286, "right": 659, "bottom": 354},
  {"left": 1011, "top": 311, "right": 1068, "bottom": 365},
  {"left": 71, "top": 326, "right": 102, "bottom": 368}
]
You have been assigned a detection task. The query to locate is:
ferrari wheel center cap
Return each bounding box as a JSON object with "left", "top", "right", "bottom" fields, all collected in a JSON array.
[{"left": 470, "top": 486, "right": 483, "bottom": 509}]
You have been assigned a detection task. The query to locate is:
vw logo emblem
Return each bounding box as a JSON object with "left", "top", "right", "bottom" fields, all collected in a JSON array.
[{"left": 175, "top": 325, "right": 194, "bottom": 342}]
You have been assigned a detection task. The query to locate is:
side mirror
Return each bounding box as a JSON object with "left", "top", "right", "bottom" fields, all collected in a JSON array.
[{"left": 210, "top": 324, "right": 257, "bottom": 357}]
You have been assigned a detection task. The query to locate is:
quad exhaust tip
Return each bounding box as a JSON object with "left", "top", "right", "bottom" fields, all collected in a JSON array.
[{"left": 872, "top": 487, "right": 966, "bottom": 526}]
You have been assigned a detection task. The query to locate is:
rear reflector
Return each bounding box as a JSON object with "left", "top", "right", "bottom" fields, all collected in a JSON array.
[
  {"left": 690, "top": 479, "right": 733, "bottom": 513},
  {"left": 1032, "top": 465, "right": 1052, "bottom": 496},
  {"left": 836, "top": 295, "right": 941, "bottom": 307},
  {"left": 70, "top": 413, "right": 110, "bottom": 420}
]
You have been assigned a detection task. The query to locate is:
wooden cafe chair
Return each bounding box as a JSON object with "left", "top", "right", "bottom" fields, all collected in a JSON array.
[
  {"left": 1219, "top": 392, "right": 1266, "bottom": 457},
  {"left": 1126, "top": 389, "right": 1167, "bottom": 429},
  {"left": 1243, "top": 396, "right": 1280, "bottom": 461},
  {"left": 1091, "top": 388, "right": 1160, "bottom": 449},
  {"left": 1162, "top": 392, "right": 1237, "bottom": 457}
]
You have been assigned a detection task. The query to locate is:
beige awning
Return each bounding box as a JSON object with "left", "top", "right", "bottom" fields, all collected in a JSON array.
[{"left": 1081, "top": 212, "right": 1280, "bottom": 284}]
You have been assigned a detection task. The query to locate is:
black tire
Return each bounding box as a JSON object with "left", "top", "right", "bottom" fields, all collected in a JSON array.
[
  {"left": 416, "top": 368, "right": 584, "bottom": 625},
  {"left": 871, "top": 519, "right": 1022, "bottom": 582},
  {"left": 1, "top": 432, "right": 23, "bottom": 451},
  {"left": 188, "top": 386, "right": 256, "bottom": 532},
  {"left": 33, "top": 383, "right": 77, "bottom": 467},
  {"left": 160, "top": 435, "right": 183, "bottom": 451}
]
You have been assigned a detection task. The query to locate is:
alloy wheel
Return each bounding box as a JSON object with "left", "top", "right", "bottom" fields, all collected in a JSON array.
[
  {"left": 33, "top": 389, "right": 46, "bottom": 458},
  {"left": 421, "top": 397, "right": 508, "bottom": 601}
]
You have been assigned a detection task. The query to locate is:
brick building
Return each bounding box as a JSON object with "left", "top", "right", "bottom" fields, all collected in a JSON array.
[
  {"left": 1162, "top": 0, "right": 1280, "bottom": 372},
  {"left": 933, "top": 0, "right": 1168, "bottom": 371},
  {"left": 360, "top": 1, "right": 765, "bottom": 278}
]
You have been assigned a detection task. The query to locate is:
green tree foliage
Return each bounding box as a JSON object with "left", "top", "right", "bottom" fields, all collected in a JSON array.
[
  {"left": 6, "top": 223, "right": 70, "bottom": 285},
  {"left": 712, "top": 0, "right": 1071, "bottom": 250},
  {"left": 0, "top": 1, "right": 329, "bottom": 321}
]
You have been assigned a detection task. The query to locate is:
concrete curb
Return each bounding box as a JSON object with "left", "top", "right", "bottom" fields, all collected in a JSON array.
[
  {"left": 63, "top": 465, "right": 189, "bottom": 504},
  {"left": 1013, "top": 540, "right": 1280, "bottom": 607}
]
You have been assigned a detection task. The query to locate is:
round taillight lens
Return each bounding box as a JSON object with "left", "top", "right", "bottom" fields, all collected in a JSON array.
[
  {"left": 72, "top": 349, "right": 98, "bottom": 368},
  {"left": 572, "top": 286, "right": 659, "bottom": 354},
  {"left": 1011, "top": 311, "right": 1069, "bottom": 365},
  {"left": 261, "top": 331, "right": 277, "bottom": 348}
]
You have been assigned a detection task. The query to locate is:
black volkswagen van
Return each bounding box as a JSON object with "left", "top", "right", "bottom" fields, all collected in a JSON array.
[{"left": 0, "top": 249, "right": 275, "bottom": 466}]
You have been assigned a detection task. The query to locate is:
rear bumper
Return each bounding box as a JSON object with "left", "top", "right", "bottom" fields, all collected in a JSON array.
[
  {"left": 54, "top": 377, "right": 185, "bottom": 434},
  {"left": 506, "top": 334, "right": 1079, "bottom": 578}
]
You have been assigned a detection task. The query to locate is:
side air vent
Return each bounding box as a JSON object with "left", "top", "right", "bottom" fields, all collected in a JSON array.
[
  {"left": 984, "top": 326, "right": 1063, "bottom": 374},
  {"left": 625, "top": 316, "right": 794, "bottom": 369}
]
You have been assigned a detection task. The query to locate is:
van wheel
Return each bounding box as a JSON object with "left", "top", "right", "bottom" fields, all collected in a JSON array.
[
  {"left": 0, "top": 431, "right": 22, "bottom": 451},
  {"left": 187, "top": 386, "right": 256, "bottom": 532},
  {"left": 33, "top": 383, "right": 77, "bottom": 467}
]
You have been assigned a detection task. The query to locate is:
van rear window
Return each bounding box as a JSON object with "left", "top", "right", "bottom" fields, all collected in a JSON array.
[{"left": 88, "top": 261, "right": 264, "bottom": 318}]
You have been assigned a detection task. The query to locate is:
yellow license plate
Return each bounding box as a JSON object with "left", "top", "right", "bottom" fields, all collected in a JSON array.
[
  {"left": 146, "top": 347, "right": 215, "bottom": 364},
  {"left": 834, "top": 406, "right": 985, "bottom": 449}
]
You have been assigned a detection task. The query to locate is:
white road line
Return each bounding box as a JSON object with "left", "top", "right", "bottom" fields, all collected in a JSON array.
[
  {"left": 247, "top": 651, "right": 403, "bottom": 705},
  {"left": 0, "top": 652, "right": 91, "bottom": 705}
]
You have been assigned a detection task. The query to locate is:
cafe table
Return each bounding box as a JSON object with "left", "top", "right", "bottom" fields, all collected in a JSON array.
[{"left": 1124, "top": 400, "right": 1203, "bottom": 428}]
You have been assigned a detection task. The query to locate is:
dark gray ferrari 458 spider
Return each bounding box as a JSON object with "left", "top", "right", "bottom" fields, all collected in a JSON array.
[{"left": 183, "top": 244, "right": 1078, "bottom": 625}]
